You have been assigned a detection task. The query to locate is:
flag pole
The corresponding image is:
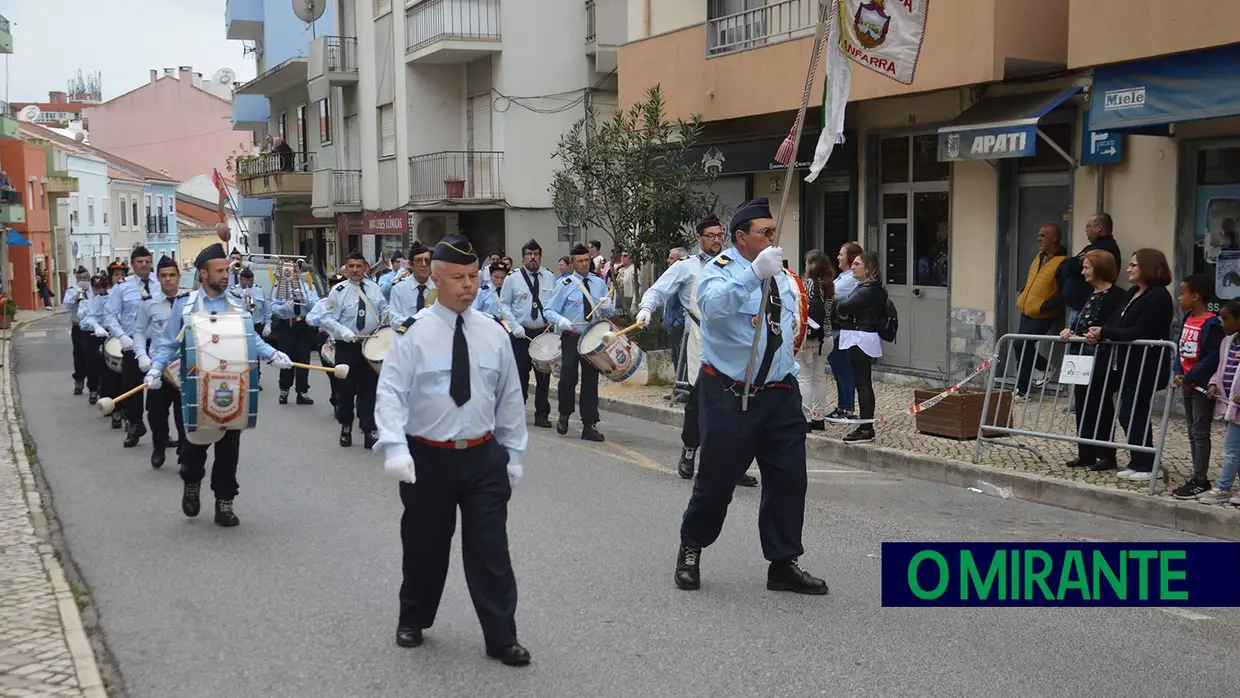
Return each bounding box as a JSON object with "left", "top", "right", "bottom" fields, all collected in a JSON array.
[{"left": 740, "top": 0, "right": 833, "bottom": 411}]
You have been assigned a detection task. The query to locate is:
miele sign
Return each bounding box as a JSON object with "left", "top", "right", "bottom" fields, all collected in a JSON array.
[{"left": 1103, "top": 87, "right": 1146, "bottom": 111}]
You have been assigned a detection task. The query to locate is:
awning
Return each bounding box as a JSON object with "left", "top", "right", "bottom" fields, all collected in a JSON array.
[
  {"left": 936, "top": 87, "right": 1082, "bottom": 163},
  {"left": 5, "top": 229, "right": 30, "bottom": 246},
  {"left": 1087, "top": 44, "right": 1240, "bottom": 133}
]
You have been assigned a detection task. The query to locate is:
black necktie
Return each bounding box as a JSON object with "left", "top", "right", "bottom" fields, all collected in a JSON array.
[
  {"left": 523, "top": 269, "right": 540, "bottom": 320},
  {"left": 354, "top": 285, "right": 366, "bottom": 330},
  {"left": 416, "top": 284, "right": 426, "bottom": 310},
  {"left": 753, "top": 277, "right": 783, "bottom": 386},
  {"left": 142, "top": 278, "right": 150, "bottom": 296},
  {"left": 450, "top": 314, "right": 470, "bottom": 406},
  {"left": 581, "top": 279, "right": 593, "bottom": 319}
]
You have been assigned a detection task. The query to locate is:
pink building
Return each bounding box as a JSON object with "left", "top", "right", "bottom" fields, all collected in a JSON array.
[{"left": 83, "top": 66, "right": 250, "bottom": 182}]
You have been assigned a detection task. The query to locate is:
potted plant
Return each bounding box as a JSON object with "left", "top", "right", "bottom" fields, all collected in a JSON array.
[
  {"left": 444, "top": 178, "right": 466, "bottom": 198},
  {"left": 0, "top": 296, "right": 16, "bottom": 329},
  {"left": 913, "top": 387, "right": 1014, "bottom": 440}
]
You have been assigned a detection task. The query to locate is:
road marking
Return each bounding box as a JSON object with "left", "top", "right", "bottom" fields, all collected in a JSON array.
[
  {"left": 1157, "top": 608, "right": 1213, "bottom": 621},
  {"left": 806, "top": 469, "right": 877, "bottom": 474},
  {"left": 22, "top": 330, "right": 47, "bottom": 338},
  {"left": 530, "top": 431, "right": 673, "bottom": 474}
]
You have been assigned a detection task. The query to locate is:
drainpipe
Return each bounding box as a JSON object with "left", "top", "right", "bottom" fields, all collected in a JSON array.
[
  {"left": 1095, "top": 164, "right": 1106, "bottom": 212},
  {"left": 643, "top": 0, "right": 650, "bottom": 37}
]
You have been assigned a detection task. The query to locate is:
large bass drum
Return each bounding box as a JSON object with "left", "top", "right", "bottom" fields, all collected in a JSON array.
[
  {"left": 179, "top": 309, "right": 259, "bottom": 446},
  {"left": 785, "top": 269, "right": 810, "bottom": 357}
]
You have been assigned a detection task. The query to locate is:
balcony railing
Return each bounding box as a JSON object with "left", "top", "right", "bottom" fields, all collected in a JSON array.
[
  {"left": 0, "top": 188, "right": 22, "bottom": 205},
  {"left": 585, "top": 0, "right": 595, "bottom": 44},
  {"left": 236, "top": 151, "right": 316, "bottom": 180},
  {"left": 0, "top": 14, "right": 10, "bottom": 34},
  {"left": 330, "top": 170, "right": 362, "bottom": 206},
  {"left": 706, "top": 0, "right": 816, "bottom": 56},
  {"left": 409, "top": 151, "right": 504, "bottom": 202},
  {"left": 406, "top": 0, "right": 501, "bottom": 53},
  {"left": 0, "top": 100, "right": 10, "bottom": 117},
  {"left": 326, "top": 36, "right": 359, "bottom": 73}
]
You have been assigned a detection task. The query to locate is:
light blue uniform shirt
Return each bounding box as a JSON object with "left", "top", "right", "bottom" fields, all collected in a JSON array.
[
  {"left": 638, "top": 250, "right": 711, "bottom": 320},
  {"left": 317, "top": 278, "right": 389, "bottom": 340},
  {"left": 62, "top": 286, "right": 92, "bottom": 324},
  {"left": 378, "top": 269, "right": 404, "bottom": 301},
  {"left": 78, "top": 293, "right": 109, "bottom": 333},
  {"left": 472, "top": 283, "right": 504, "bottom": 318},
  {"left": 696, "top": 251, "right": 799, "bottom": 382},
  {"left": 389, "top": 276, "right": 434, "bottom": 328},
  {"left": 499, "top": 266, "right": 557, "bottom": 331},
  {"left": 133, "top": 292, "right": 181, "bottom": 359},
  {"left": 230, "top": 284, "right": 271, "bottom": 328},
  {"left": 543, "top": 273, "right": 614, "bottom": 327},
  {"left": 269, "top": 277, "right": 320, "bottom": 321},
  {"left": 150, "top": 291, "right": 277, "bottom": 371},
  {"left": 305, "top": 297, "right": 327, "bottom": 329},
  {"left": 105, "top": 273, "right": 156, "bottom": 339}
]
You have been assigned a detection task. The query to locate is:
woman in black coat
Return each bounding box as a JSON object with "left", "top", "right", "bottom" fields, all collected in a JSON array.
[
  {"left": 835, "top": 251, "right": 887, "bottom": 443},
  {"left": 1085, "top": 248, "right": 1176, "bottom": 480}
]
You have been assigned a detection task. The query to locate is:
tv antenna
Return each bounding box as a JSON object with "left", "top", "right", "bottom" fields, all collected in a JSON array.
[{"left": 292, "top": 0, "right": 325, "bottom": 37}]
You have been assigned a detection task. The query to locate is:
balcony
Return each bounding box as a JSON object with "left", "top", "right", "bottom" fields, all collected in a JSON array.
[
  {"left": 0, "top": 13, "right": 11, "bottom": 54},
  {"left": 236, "top": 152, "right": 316, "bottom": 200},
  {"left": 145, "top": 215, "right": 171, "bottom": 236},
  {"left": 308, "top": 36, "right": 359, "bottom": 103},
  {"left": 0, "top": 101, "right": 17, "bottom": 139},
  {"left": 0, "top": 189, "right": 24, "bottom": 224},
  {"left": 405, "top": 0, "right": 502, "bottom": 64},
  {"left": 408, "top": 151, "right": 504, "bottom": 206},
  {"left": 706, "top": 0, "right": 815, "bottom": 56},
  {"left": 235, "top": 57, "right": 309, "bottom": 99},
  {"left": 312, "top": 169, "right": 362, "bottom": 216},
  {"left": 225, "top": 0, "right": 263, "bottom": 42},
  {"left": 46, "top": 175, "right": 78, "bottom": 194},
  {"left": 231, "top": 93, "right": 271, "bottom": 132},
  {"left": 585, "top": 0, "right": 625, "bottom": 75}
]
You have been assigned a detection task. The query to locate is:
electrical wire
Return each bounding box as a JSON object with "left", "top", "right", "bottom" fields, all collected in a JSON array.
[
  {"left": 492, "top": 67, "right": 618, "bottom": 115},
  {"left": 92, "top": 127, "right": 241, "bottom": 151}
]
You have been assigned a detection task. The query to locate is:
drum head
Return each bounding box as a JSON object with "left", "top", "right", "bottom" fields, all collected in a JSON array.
[
  {"left": 185, "top": 428, "right": 226, "bottom": 446},
  {"left": 362, "top": 327, "right": 395, "bottom": 362},
  {"left": 578, "top": 322, "right": 610, "bottom": 353},
  {"left": 104, "top": 337, "right": 122, "bottom": 356},
  {"left": 529, "top": 333, "right": 560, "bottom": 360}
]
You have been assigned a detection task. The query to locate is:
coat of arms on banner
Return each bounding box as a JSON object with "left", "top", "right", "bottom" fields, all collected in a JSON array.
[
  {"left": 839, "top": 0, "right": 929, "bottom": 85},
  {"left": 200, "top": 371, "right": 247, "bottom": 426}
]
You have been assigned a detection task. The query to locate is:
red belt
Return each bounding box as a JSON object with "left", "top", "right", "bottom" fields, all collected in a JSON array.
[
  {"left": 702, "top": 364, "right": 790, "bottom": 390},
  {"left": 411, "top": 432, "right": 493, "bottom": 450}
]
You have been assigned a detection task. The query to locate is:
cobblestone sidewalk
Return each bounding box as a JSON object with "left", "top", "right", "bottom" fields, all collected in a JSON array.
[
  {"left": 0, "top": 314, "right": 108, "bottom": 697},
  {"left": 594, "top": 373, "right": 1237, "bottom": 507}
]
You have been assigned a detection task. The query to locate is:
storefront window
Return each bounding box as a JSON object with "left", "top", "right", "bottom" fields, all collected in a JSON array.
[
  {"left": 880, "top": 137, "right": 910, "bottom": 184},
  {"left": 911, "top": 134, "right": 949, "bottom": 181},
  {"left": 913, "top": 192, "right": 950, "bottom": 287},
  {"left": 1193, "top": 146, "right": 1240, "bottom": 310}
]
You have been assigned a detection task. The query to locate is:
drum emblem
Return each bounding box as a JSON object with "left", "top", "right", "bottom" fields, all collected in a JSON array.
[
  {"left": 200, "top": 371, "right": 246, "bottom": 424},
  {"left": 213, "top": 382, "right": 236, "bottom": 409}
]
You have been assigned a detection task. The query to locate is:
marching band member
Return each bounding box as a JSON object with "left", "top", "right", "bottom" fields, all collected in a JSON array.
[
  {"left": 77, "top": 274, "right": 112, "bottom": 409},
  {"left": 375, "top": 234, "right": 530, "bottom": 666},
  {"left": 472, "top": 261, "right": 508, "bottom": 317},
  {"left": 146, "top": 243, "right": 292, "bottom": 527},
  {"left": 269, "top": 266, "right": 321, "bottom": 406},
  {"left": 636, "top": 216, "right": 756, "bottom": 488},
  {"left": 543, "top": 243, "right": 614, "bottom": 442},
  {"left": 227, "top": 248, "right": 244, "bottom": 287},
  {"left": 673, "top": 198, "right": 827, "bottom": 596},
  {"left": 498, "top": 239, "right": 557, "bottom": 427},
  {"left": 308, "top": 272, "right": 345, "bottom": 409},
  {"left": 105, "top": 247, "right": 155, "bottom": 448},
  {"left": 389, "top": 242, "right": 434, "bottom": 326},
  {"left": 318, "top": 251, "right": 389, "bottom": 449},
  {"left": 134, "top": 256, "right": 186, "bottom": 469},
  {"left": 63, "top": 267, "right": 93, "bottom": 396},
  {"left": 231, "top": 268, "right": 271, "bottom": 390},
  {"left": 377, "top": 250, "right": 405, "bottom": 301}
]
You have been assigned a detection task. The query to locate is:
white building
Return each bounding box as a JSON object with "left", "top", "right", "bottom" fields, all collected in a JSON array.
[
  {"left": 65, "top": 153, "right": 111, "bottom": 272},
  {"left": 227, "top": 0, "right": 624, "bottom": 265}
]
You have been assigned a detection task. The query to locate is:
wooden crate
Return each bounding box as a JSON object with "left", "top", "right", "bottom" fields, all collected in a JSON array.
[{"left": 913, "top": 389, "right": 1014, "bottom": 440}]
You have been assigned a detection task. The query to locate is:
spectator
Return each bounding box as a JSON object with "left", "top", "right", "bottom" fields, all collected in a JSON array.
[
  {"left": 614, "top": 250, "right": 635, "bottom": 314},
  {"left": 1059, "top": 212, "right": 1122, "bottom": 330},
  {"left": 1013, "top": 223, "right": 1068, "bottom": 400},
  {"left": 556, "top": 256, "right": 571, "bottom": 280},
  {"left": 827, "top": 242, "right": 863, "bottom": 420},
  {"left": 1200, "top": 301, "right": 1240, "bottom": 505},
  {"left": 836, "top": 251, "right": 887, "bottom": 444},
  {"left": 798, "top": 249, "right": 835, "bottom": 431},
  {"left": 588, "top": 239, "right": 605, "bottom": 279},
  {"left": 273, "top": 137, "right": 295, "bottom": 172},
  {"left": 1171, "top": 273, "right": 1223, "bottom": 499}
]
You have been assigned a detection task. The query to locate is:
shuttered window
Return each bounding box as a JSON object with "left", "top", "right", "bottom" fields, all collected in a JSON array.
[
  {"left": 378, "top": 104, "right": 395, "bottom": 158},
  {"left": 342, "top": 0, "right": 357, "bottom": 37},
  {"left": 345, "top": 115, "right": 361, "bottom": 169},
  {"left": 375, "top": 0, "right": 391, "bottom": 17}
]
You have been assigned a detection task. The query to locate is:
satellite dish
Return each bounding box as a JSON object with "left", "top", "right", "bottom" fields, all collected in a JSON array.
[
  {"left": 18, "top": 105, "right": 40, "bottom": 122},
  {"left": 212, "top": 68, "right": 237, "bottom": 87},
  {"left": 292, "top": 0, "right": 325, "bottom": 23},
  {"left": 74, "top": 131, "right": 87, "bottom": 142}
]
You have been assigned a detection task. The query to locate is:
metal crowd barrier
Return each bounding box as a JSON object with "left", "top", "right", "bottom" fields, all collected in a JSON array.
[{"left": 974, "top": 333, "right": 1178, "bottom": 495}]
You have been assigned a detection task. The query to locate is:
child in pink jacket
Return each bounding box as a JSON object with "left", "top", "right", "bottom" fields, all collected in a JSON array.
[{"left": 1201, "top": 300, "right": 1240, "bottom": 505}]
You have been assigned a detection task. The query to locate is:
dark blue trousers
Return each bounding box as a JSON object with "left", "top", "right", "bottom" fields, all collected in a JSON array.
[
  {"left": 681, "top": 368, "right": 808, "bottom": 562},
  {"left": 398, "top": 437, "right": 518, "bottom": 649}
]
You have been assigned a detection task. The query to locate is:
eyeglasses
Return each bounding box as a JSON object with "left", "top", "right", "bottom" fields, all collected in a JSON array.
[
  {"left": 699, "top": 233, "right": 724, "bottom": 240},
  {"left": 751, "top": 226, "right": 776, "bottom": 238},
  {"left": 412, "top": 258, "right": 431, "bottom": 265}
]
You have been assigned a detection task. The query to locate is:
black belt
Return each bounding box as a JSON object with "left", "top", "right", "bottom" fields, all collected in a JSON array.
[{"left": 702, "top": 363, "right": 790, "bottom": 394}]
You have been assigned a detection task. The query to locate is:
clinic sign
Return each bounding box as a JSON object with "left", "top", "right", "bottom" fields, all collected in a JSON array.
[{"left": 937, "top": 125, "right": 1037, "bottom": 162}]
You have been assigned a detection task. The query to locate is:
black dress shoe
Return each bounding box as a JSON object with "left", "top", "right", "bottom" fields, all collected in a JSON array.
[
  {"left": 807, "top": 419, "right": 825, "bottom": 432},
  {"left": 339, "top": 426, "right": 352, "bottom": 447},
  {"left": 677, "top": 447, "right": 696, "bottom": 480},
  {"left": 151, "top": 449, "right": 165, "bottom": 469},
  {"left": 111, "top": 414, "right": 123, "bottom": 429},
  {"left": 767, "top": 559, "right": 829, "bottom": 595},
  {"left": 363, "top": 431, "right": 378, "bottom": 450},
  {"left": 395, "top": 627, "right": 423, "bottom": 648},
  {"left": 182, "top": 482, "right": 201, "bottom": 518},
  {"left": 88, "top": 391, "right": 99, "bottom": 405},
  {"left": 533, "top": 415, "right": 553, "bottom": 429},
  {"left": 214, "top": 499, "right": 240, "bottom": 527},
  {"left": 123, "top": 423, "right": 146, "bottom": 448},
  {"left": 486, "top": 643, "right": 531, "bottom": 666},
  {"left": 1088, "top": 458, "right": 1117, "bottom": 472},
  {"left": 1065, "top": 457, "right": 1093, "bottom": 468},
  {"left": 737, "top": 473, "right": 758, "bottom": 488},
  {"left": 279, "top": 391, "right": 289, "bottom": 405},
  {"left": 73, "top": 381, "right": 84, "bottom": 396},
  {"left": 167, "top": 438, "right": 179, "bottom": 449},
  {"left": 581, "top": 424, "right": 604, "bottom": 442},
  {"left": 675, "top": 545, "right": 701, "bottom": 590},
  {"left": 296, "top": 393, "right": 314, "bottom": 405},
  {"left": 556, "top": 415, "right": 569, "bottom": 435}
]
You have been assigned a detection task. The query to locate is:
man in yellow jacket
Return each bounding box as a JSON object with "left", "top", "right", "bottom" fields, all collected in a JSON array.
[{"left": 1014, "top": 223, "right": 1067, "bottom": 398}]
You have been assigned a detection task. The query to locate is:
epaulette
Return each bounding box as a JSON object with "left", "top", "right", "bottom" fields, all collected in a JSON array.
[
  {"left": 562, "top": 277, "right": 572, "bottom": 286},
  {"left": 333, "top": 280, "right": 348, "bottom": 292},
  {"left": 394, "top": 317, "right": 417, "bottom": 334},
  {"left": 175, "top": 291, "right": 190, "bottom": 299},
  {"left": 713, "top": 254, "right": 732, "bottom": 267}
]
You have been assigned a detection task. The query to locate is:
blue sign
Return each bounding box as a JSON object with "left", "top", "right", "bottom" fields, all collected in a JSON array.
[
  {"left": 1081, "top": 130, "right": 1123, "bottom": 166},
  {"left": 937, "top": 125, "right": 1037, "bottom": 163},
  {"left": 1089, "top": 44, "right": 1240, "bottom": 132}
]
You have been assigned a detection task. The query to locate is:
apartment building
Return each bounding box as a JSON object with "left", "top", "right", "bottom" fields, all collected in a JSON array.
[
  {"left": 227, "top": 0, "right": 622, "bottom": 269},
  {"left": 617, "top": 0, "right": 1240, "bottom": 384}
]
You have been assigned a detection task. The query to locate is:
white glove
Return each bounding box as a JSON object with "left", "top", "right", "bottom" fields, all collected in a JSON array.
[
  {"left": 143, "top": 368, "right": 162, "bottom": 390},
  {"left": 511, "top": 325, "right": 527, "bottom": 339},
  {"left": 119, "top": 335, "right": 135, "bottom": 351},
  {"left": 93, "top": 327, "right": 108, "bottom": 338},
  {"left": 137, "top": 355, "right": 152, "bottom": 373},
  {"left": 752, "top": 245, "right": 784, "bottom": 280},
  {"left": 270, "top": 351, "right": 293, "bottom": 369},
  {"left": 262, "top": 325, "right": 272, "bottom": 338},
  {"left": 508, "top": 462, "right": 523, "bottom": 488},
  {"left": 635, "top": 308, "right": 652, "bottom": 325},
  {"left": 339, "top": 329, "right": 357, "bottom": 343},
  {"left": 384, "top": 453, "right": 417, "bottom": 484},
  {"left": 596, "top": 296, "right": 614, "bottom": 311},
  {"left": 557, "top": 317, "right": 573, "bottom": 332}
]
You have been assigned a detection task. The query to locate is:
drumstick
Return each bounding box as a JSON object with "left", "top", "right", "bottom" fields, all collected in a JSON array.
[
  {"left": 601, "top": 321, "right": 645, "bottom": 345},
  {"left": 98, "top": 384, "right": 147, "bottom": 415},
  {"left": 290, "top": 361, "right": 350, "bottom": 379}
]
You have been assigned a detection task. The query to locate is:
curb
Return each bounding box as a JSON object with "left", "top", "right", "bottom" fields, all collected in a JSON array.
[
  {"left": 568, "top": 388, "right": 1240, "bottom": 542},
  {"left": 4, "top": 311, "right": 113, "bottom": 697}
]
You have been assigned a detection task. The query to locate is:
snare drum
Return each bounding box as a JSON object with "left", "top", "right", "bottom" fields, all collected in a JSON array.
[
  {"left": 529, "top": 332, "right": 562, "bottom": 376},
  {"left": 180, "top": 310, "right": 259, "bottom": 446},
  {"left": 362, "top": 326, "right": 396, "bottom": 374},
  {"left": 578, "top": 322, "right": 645, "bottom": 383},
  {"left": 103, "top": 337, "right": 124, "bottom": 374}
]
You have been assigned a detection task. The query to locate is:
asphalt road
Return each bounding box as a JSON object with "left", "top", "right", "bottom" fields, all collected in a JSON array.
[{"left": 13, "top": 315, "right": 1240, "bottom": 697}]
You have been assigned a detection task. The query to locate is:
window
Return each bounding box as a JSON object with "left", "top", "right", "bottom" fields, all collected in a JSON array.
[
  {"left": 378, "top": 103, "right": 395, "bottom": 158},
  {"left": 88, "top": 196, "right": 95, "bottom": 226},
  {"left": 145, "top": 194, "right": 151, "bottom": 219},
  {"left": 120, "top": 196, "right": 127, "bottom": 227},
  {"left": 40, "top": 183, "right": 45, "bottom": 210},
  {"left": 102, "top": 199, "right": 108, "bottom": 226},
  {"left": 319, "top": 99, "right": 332, "bottom": 145},
  {"left": 71, "top": 194, "right": 79, "bottom": 225},
  {"left": 375, "top": 0, "right": 391, "bottom": 16},
  {"left": 26, "top": 181, "right": 32, "bottom": 210},
  {"left": 278, "top": 113, "right": 287, "bottom": 142},
  {"left": 297, "top": 104, "right": 308, "bottom": 154},
  {"left": 132, "top": 199, "right": 138, "bottom": 228}
]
